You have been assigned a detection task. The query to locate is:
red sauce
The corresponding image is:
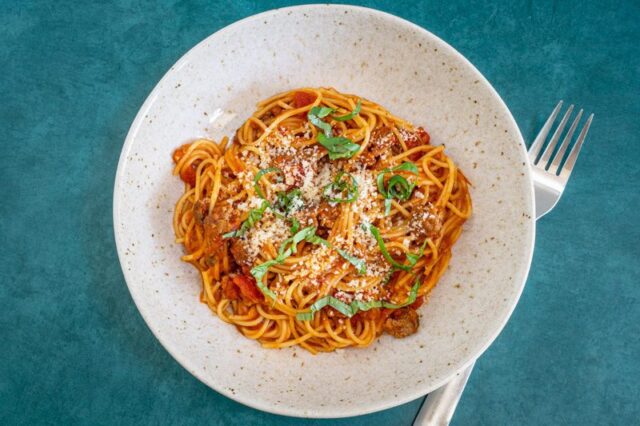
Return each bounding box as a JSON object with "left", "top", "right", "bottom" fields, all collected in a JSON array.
[
  {"left": 232, "top": 274, "right": 263, "bottom": 303},
  {"left": 172, "top": 143, "right": 190, "bottom": 163},
  {"left": 172, "top": 143, "right": 199, "bottom": 186},
  {"left": 293, "top": 91, "right": 317, "bottom": 108},
  {"left": 405, "top": 127, "right": 431, "bottom": 161},
  {"left": 409, "top": 295, "right": 425, "bottom": 310}
]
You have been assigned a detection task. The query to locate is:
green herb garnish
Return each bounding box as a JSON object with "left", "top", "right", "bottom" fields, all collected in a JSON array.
[
  {"left": 222, "top": 200, "right": 270, "bottom": 239},
  {"left": 308, "top": 105, "right": 361, "bottom": 160},
  {"left": 323, "top": 171, "right": 359, "bottom": 203},
  {"left": 332, "top": 100, "right": 362, "bottom": 122},
  {"left": 317, "top": 133, "right": 361, "bottom": 160},
  {"left": 251, "top": 226, "right": 366, "bottom": 300},
  {"left": 253, "top": 167, "right": 282, "bottom": 199},
  {"left": 274, "top": 188, "right": 303, "bottom": 216},
  {"left": 305, "top": 233, "right": 366, "bottom": 274},
  {"left": 366, "top": 223, "right": 424, "bottom": 271},
  {"left": 376, "top": 162, "right": 419, "bottom": 215},
  {"left": 296, "top": 279, "right": 421, "bottom": 321},
  {"left": 289, "top": 217, "right": 300, "bottom": 234},
  {"left": 251, "top": 226, "right": 319, "bottom": 300},
  {"left": 307, "top": 106, "right": 335, "bottom": 137}
]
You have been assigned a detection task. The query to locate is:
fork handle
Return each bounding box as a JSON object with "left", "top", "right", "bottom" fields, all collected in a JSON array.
[
  {"left": 415, "top": 187, "right": 546, "bottom": 425},
  {"left": 413, "top": 362, "right": 474, "bottom": 425}
]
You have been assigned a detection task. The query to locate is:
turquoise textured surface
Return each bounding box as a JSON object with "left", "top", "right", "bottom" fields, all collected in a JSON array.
[{"left": 1, "top": 1, "right": 638, "bottom": 425}]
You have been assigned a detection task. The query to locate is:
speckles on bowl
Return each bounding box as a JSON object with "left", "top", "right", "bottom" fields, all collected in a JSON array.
[{"left": 113, "top": 4, "right": 534, "bottom": 419}]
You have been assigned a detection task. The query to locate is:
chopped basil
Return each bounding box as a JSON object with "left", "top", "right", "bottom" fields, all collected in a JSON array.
[
  {"left": 277, "top": 226, "right": 317, "bottom": 257},
  {"left": 274, "top": 188, "right": 303, "bottom": 216},
  {"left": 253, "top": 167, "right": 282, "bottom": 199},
  {"left": 366, "top": 223, "right": 424, "bottom": 271},
  {"left": 305, "top": 233, "right": 366, "bottom": 274},
  {"left": 251, "top": 226, "right": 319, "bottom": 300},
  {"left": 335, "top": 247, "right": 367, "bottom": 274},
  {"left": 296, "top": 279, "right": 421, "bottom": 321},
  {"left": 376, "top": 162, "right": 418, "bottom": 215},
  {"left": 252, "top": 226, "right": 366, "bottom": 300},
  {"left": 307, "top": 106, "right": 335, "bottom": 137},
  {"left": 289, "top": 217, "right": 300, "bottom": 234},
  {"left": 332, "top": 100, "right": 362, "bottom": 122},
  {"left": 323, "top": 171, "right": 359, "bottom": 203},
  {"left": 222, "top": 200, "right": 270, "bottom": 239},
  {"left": 308, "top": 106, "right": 361, "bottom": 160},
  {"left": 317, "top": 133, "right": 361, "bottom": 160},
  {"left": 296, "top": 295, "right": 354, "bottom": 321},
  {"left": 250, "top": 259, "right": 279, "bottom": 299},
  {"left": 380, "top": 279, "right": 420, "bottom": 309}
]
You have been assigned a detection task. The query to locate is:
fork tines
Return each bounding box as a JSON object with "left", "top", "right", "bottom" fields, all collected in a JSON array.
[{"left": 528, "top": 101, "right": 594, "bottom": 180}]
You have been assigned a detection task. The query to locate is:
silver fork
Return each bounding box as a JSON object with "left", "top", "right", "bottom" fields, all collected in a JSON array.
[{"left": 414, "top": 101, "right": 594, "bottom": 426}]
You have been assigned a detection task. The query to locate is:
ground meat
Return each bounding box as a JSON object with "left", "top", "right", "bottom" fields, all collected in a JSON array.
[
  {"left": 272, "top": 146, "right": 320, "bottom": 189},
  {"left": 220, "top": 276, "right": 240, "bottom": 300},
  {"left": 409, "top": 203, "right": 443, "bottom": 241},
  {"left": 361, "top": 126, "right": 400, "bottom": 167},
  {"left": 316, "top": 201, "right": 340, "bottom": 236},
  {"left": 229, "top": 239, "right": 252, "bottom": 270},
  {"left": 193, "top": 198, "right": 210, "bottom": 224},
  {"left": 288, "top": 201, "right": 339, "bottom": 237},
  {"left": 383, "top": 307, "right": 419, "bottom": 338},
  {"left": 203, "top": 205, "right": 241, "bottom": 259}
]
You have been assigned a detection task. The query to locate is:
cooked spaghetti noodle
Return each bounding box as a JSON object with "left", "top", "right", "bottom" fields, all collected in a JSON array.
[{"left": 172, "top": 88, "right": 471, "bottom": 353}]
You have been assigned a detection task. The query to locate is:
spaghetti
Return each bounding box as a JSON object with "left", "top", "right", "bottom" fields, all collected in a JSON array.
[{"left": 172, "top": 88, "right": 472, "bottom": 353}]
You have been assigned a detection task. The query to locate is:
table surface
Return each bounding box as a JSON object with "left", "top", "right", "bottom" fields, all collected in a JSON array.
[{"left": 2, "top": 1, "right": 639, "bottom": 425}]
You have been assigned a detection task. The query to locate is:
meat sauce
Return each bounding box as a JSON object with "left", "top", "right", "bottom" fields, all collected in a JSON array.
[{"left": 173, "top": 143, "right": 200, "bottom": 187}]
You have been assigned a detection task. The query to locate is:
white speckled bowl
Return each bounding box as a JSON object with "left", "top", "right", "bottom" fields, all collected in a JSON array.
[{"left": 113, "top": 5, "right": 535, "bottom": 418}]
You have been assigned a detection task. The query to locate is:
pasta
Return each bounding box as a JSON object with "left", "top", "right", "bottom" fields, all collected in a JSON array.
[{"left": 172, "top": 87, "right": 471, "bottom": 353}]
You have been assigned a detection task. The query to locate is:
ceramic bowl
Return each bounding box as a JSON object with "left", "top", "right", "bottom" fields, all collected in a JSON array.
[{"left": 114, "top": 4, "right": 535, "bottom": 418}]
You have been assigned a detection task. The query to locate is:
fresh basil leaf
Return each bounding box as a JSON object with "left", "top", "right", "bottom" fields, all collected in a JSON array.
[
  {"left": 376, "top": 161, "right": 418, "bottom": 215},
  {"left": 311, "top": 106, "right": 334, "bottom": 118},
  {"left": 335, "top": 248, "right": 367, "bottom": 274},
  {"left": 297, "top": 279, "right": 422, "bottom": 321},
  {"left": 317, "top": 134, "right": 361, "bottom": 160},
  {"left": 332, "top": 100, "right": 362, "bottom": 122},
  {"left": 349, "top": 299, "right": 383, "bottom": 312},
  {"left": 381, "top": 279, "right": 421, "bottom": 309},
  {"left": 393, "top": 161, "right": 419, "bottom": 174},
  {"left": 253, "top": 167, "right": 282, "bottom": 199},
  {"left": 250, "top": 259, "right": 279, "bottom": 299},
  {"left": 253, "top": 226, "right": 318, "bottom": 300},
  {"left": 296, "top": 295, "right": 354, "bottom": 321},
  {"left": 323, "top": 171, "right": 359, "bottom": 203},
  {"left": 222, "top": 200, "right": 270, "bottom": 239},
  {"left": 384, "top": 199, "right": 392, "bottom": 216},
  {"left": 327, "top": 297, "right": 356, "bottom": 317},
  {"left": 274, "top": 188, "right": 303, "bottom": 216},
  {"left": 308, "top": 106, "right": 335, "bottom": 137},
  {"left": 289, "top": 217, "right": 300, "bottom": 234},
  {"left": 367, "top": 224, "right": 412, "bottom": 271},
  {"left": 387, "top": 175, "right": 415, "bottom": 201}
]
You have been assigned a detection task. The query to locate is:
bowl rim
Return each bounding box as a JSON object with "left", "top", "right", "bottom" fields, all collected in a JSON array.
[{"left": 113, "top": 4, "right": 536, "bottom": 418}]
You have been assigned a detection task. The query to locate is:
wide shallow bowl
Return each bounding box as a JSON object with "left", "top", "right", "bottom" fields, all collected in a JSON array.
[{"left": 113, "top": 4, "right": 535, "bottom": 418}]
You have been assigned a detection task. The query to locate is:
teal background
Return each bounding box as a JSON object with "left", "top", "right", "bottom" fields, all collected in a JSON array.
[{"left": 2, "top": 1, "right": 639, "bottom": 425}]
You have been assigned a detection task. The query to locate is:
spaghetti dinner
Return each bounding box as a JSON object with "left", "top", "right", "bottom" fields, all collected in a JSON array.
[{"left": 172, "top": 87, "right": 472, "bottom": 353}]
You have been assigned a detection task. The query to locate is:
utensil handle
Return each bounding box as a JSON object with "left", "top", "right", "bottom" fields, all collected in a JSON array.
[
  {"left": 414, "top": 185, "right": 546, "bottom": 425},
  {"left": 413, "top": 362, "right": 475, "bottom": 425}
]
